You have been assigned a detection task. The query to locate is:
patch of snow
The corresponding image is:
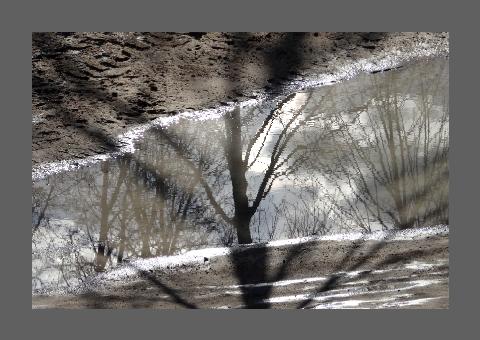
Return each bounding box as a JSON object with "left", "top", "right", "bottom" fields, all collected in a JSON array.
[
  {"left": 32, "top": 304, "right": 50, "bottom": 309},
  {"left": 265, "top": 225, "right": 448, "bottom": 246},
  {"left": 101, "top": 247, "right": 231, "bottom": 281},
  {"left": 404, "top": 260, "right": 448, "bottom": 271},
  {"left": 209, "top": 276, "right": 328, "bottom": 290},
  {"left": 379, "top": 296, "right": 444, "bottom": 308},
  {"left": 313, "top": 299, "right": 368, "bottom": 309},
  {"left": 312, "top": 294, "right": 413, "bottom": 309},
  {"left": 32, "top": 114, "right": 46, "bottom": 125}
]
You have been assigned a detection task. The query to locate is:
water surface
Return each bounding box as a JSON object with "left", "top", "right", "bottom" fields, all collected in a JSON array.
[{"left": 32, "top": 58, "right": 449, "bottom": 294}]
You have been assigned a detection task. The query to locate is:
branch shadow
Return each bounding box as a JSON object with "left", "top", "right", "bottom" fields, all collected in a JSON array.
[
  {"left": 132, "top": 264, "right": 198, "bottom": 309},
  {"left": 229, "top": 242, "right": 306, "bottom": 308},
  {"left": 295, "top": 226, "right": 446, "bottom": 309}
]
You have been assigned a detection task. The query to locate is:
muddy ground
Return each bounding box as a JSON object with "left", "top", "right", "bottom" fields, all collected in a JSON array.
[
  {"left": 32, "top": 32, "right": 448, "bottom": 166},
  {"left": 32, "top": 230, "right": 448, "bottom": 309}
]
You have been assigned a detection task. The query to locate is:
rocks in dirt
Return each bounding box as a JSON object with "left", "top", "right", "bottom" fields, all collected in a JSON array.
[
  {"left": 147, "top": 108, "right": 165, "bottom": 115},
  {"left": 84, "top": 60, "right": 109, "bottom": 72},
  {"left": 113, "top": 54, "right": 130, "bottom": 62},
  {"left": 104, "top": 68, "right": 129, "bottom": 78},
  {"left": 64, "top": 70, "right": 89, "bottom": 80},
  {"left": 99, "top": 60, "right": 120, "bottom": 68},
  {"left": 123, "top": 108, "right": 144, "bottom": 117},
  {"left": 124, "top": 41, "right": 150, "bottom": 51},
  {"left": 359, "top": 32, "right": 385, "bottom": 41},
  {"left": 74, "top": 118, "right": 88, "bottom": 124},
  {"left": 133, "top": 98, "right": 150, "bottom": 108},
  {"left": 186, "top": 32, "right": 207, "bottom": 40}
]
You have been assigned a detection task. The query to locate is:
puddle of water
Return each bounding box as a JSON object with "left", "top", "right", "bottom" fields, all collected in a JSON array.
[{"left": 32, "top": 58, "right": 448, "bottom": 294}]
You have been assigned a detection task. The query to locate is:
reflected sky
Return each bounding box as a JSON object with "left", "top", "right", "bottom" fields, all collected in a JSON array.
[{"left": 32, "top": 57, "right": 448, "bottom": 293}]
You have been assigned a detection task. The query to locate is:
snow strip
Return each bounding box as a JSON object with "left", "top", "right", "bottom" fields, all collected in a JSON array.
[
  {"left": 404, "top": 260, "right": 449, "bottom": 271},
  {"left": 378, "top": 297, "right": 444, "bottom": 308},
  {"left": 101, "top": 226, "right": 446, "bottom": 284},
  {"left": 101, "top": 246, "right": 232, "bottom": 281},
  {"left": 106, "top": 225, "right": 447, "bottom": 278},
  {"left": 312, "top": 294, "right": 413, "bottom": 309},
  {"left": 206, "top": 276, "right": 328, "bottom": 290},
  {"left": 263, "top": 224, "right": 448, "bottom": 245}
]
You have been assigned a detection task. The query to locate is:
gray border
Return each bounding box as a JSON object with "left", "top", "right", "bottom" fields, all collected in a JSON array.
[{"left": 2, "top": 0, "right": 477, "bottom": 338}]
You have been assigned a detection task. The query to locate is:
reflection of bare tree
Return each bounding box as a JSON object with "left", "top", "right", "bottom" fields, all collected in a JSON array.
[
  {"left": 230, "top": 93, "right": 321, "bottom": 242},
  {"left": 32, "top": 138, "right": 216, "bottom": 290},
  {"left": 304, "top": 62, "right": 448, "bottom": 230},
  {"left": 251, "top": 200, "right": 282, "bottom": 242},
  {"left": 155, "top": 93, "right": 314, "bottom": 244},
  {"left": 32, "top": 183, "right": 54, "bottom": 234},
  {"left": 284, "top": 196, "right": 333, "bottom": 238},
  {"left": 91, "top": 147, "right": 211, "bottom": 272},
  {"left": 32, "top": 175, "right": 85, "bottom": 235},
  {"left": 94, "top": 160, "right": 128, "bottom": 271}
]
